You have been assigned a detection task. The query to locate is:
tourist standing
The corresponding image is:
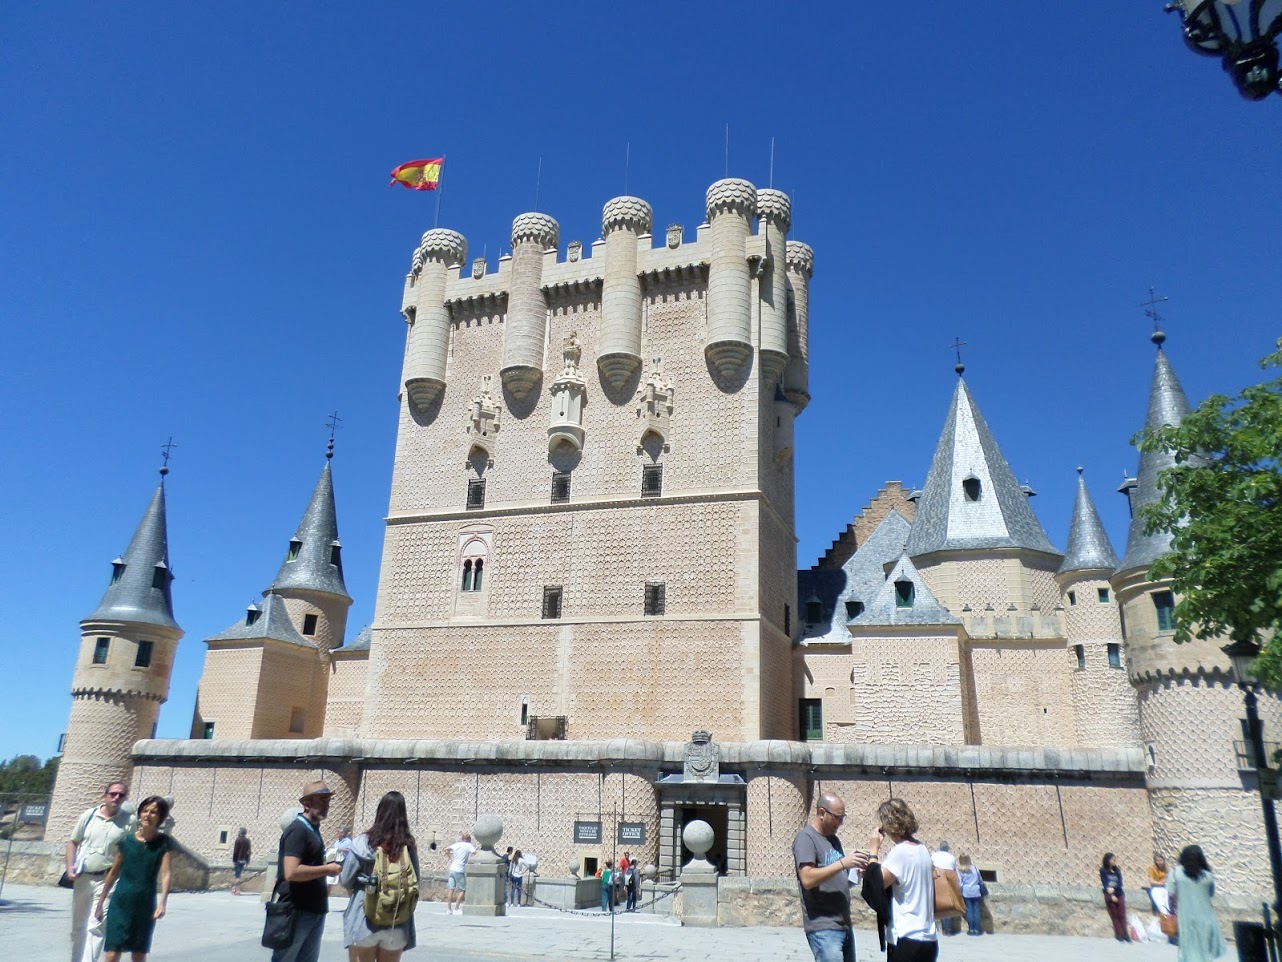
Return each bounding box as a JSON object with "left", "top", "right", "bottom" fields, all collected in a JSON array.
[
  {"left": 1148, "top": 852, "right": 1171, "bottom": 916},
  {"left": 600, "top": 860, "right": 614, "bottom": 912},
  {"left": 508, "top": 849, "right": 527, "bottom": 906},
  {"left": 956, "top": 853, "right": 984, "bottom": 936},
  {"left": 232, "top": 829, "right": 251, "bottom": 896},
  {"left": 67, "top": 780, "right": 132, "bottom": 962},
  {"left": 270, "top": 780, "right": 342, "bottom": 962},
  {"left": 1100, "top": 852, "right": 1130, "bottom": 942},
  {"left": 867, "top": 798, "right": 938, "bottom": 962},
  {"left": 445, "top": 831, "right": 474, "bottom": 915},
  {"left": 931, "top": 841, "right": 958, "bottom": 935},
  {"left": 94, "top": 796, "right": 173, "bottom": 962},
  {"left": 339, "top": 791, "right": 420, "bottom": 961},
  {"left": 1169, "top": 845, "right": 1226, "bottom": 962},
  {"left": 793, "top": 790, "right": 868, "bottom": 962},
  {"left": 625, "top": 860, "right": 639, "bottom": 912}
]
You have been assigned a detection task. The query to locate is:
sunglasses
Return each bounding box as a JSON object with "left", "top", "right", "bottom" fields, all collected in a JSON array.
[
  {"left": 106, "top": 791, "right": 128, "bottom": 799},
  {"left": 819, "top": 807, "right": 846, "bottom": 822}
]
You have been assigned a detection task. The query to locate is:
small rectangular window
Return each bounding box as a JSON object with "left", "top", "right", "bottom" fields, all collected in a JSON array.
[
  {"left": 551, "top": 472, "right": 571, "bottom": 504},
  {"left": 1097, "top": 587, "right": 1111, "bottom": 604},
  {"left": 330, "top": 544, "right": 342, "bottom": 568},
  {"left": 1107, "top": 643, "right": 1122, "bottom": 669},
  {"left": 1153, "top": 591, "right": 1176, "bottom": 632},
  {"left": 302, "top": 614, "right": 318, "bottom": 636},
  {"left": 799, "top": 698, "right": 823, "bottom": 741},
  {"left": 289, "top": 708, "right": 306, "bottom": 734},
  {"left": 287, "top": 540, "right": 301, "bottom": 561},
  {"left": 805, "top": 600, "right": 823, "bottom": 623},
  {"left": 467, "top": 478, "right": 487, "bottom": 510},
  {"left": 203, "top": 722, "right": 216, "bottom": 739},
  {"left": 520, "top": 700, "right": 529, "bottom": 726},
  {"left": 644, "top": 582, "right": 666, "bottom": 616},
  {"left": 1067, "top": 591, "right": 1077, "bottom": 607},
  {"left": 542, "top": 586, "right": 563, "bottom": 620},
  {"left": 641, "top": 464, "right": 663, "bottom": 498},
  {"left": 92, "top": 637, "right": 110, "bottom": 665},
  {"left": 135, "top": 640, "right": 154, "bottom": 669},
  {"left": 151, "top": 566, "right": 167, "bottom": 590},
  {"left": 111, "top": 562, "right": 125, "bottom": 584},
  {"left": 784, "top": 603, "right": 791, "bottom": 635},
  {"left": 846, "top": 600, "right": 865, "bottom": 620},
  {"left": 895, "top": 580, "right": 915, "bottom": 608},
  {"left": 1074, "top": 644, "right": 1085, "bottom": 671}
]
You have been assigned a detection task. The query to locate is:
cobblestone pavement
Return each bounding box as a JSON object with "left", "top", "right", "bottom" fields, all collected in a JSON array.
[{"left": 0, "top": 884, "right": 1180, "bottom": 961}]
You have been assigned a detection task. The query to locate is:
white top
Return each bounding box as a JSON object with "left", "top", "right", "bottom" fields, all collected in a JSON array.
[
  {"left": 883, "top": 840, "right": 937, "bottom": 944},
  {"left": 510, "top": 856, "right": 527, "bottom": 879},
  {"left": 931, "top": 850, "right": 956, "bottom": 871},
  {"left": 447, "top": 840, "right": 475, "bottom": 873}
]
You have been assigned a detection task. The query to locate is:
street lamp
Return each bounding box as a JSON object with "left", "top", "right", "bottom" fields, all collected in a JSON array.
[
  {"left": 1166, "top": 0, "right": 1282, "bottom": 100},
  {"left": 1223, "top": 638, "right": 1282, "bottom": 924}
]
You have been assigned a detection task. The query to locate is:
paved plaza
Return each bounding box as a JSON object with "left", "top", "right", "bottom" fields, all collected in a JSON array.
[{"left": 0, "top": 882, "right": 1184, "bottom": 961}]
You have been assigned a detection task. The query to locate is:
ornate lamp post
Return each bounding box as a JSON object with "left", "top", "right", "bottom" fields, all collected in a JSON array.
[
  {"left": 1166, "top": 0, "right": 1282, "bottom": 99},
  {"left": 1223, "top": 638, "right": 1282, "bottom": 922}
]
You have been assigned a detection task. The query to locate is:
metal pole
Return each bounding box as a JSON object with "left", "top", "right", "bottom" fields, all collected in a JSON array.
[
  {"left": 0, "top": 810, "right": 14, "bottom": 899},
  {"left": 610, "top": 803, "right": 618, "bottom": 961},
  {"left": 1246, "top": 687, "right": 1282, "bottom": 923}
]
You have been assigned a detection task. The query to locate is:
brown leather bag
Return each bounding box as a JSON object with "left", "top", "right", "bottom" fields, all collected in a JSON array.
[
  {"left": 933, "top": 867, "right": 965, "bottom": 919},
  {"left": 1160, "top": 913, "right": 1178, "bottom": 938}
]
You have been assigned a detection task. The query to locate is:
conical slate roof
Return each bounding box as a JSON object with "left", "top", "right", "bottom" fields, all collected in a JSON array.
[
  {"left": 84, "top": 481, "right": 180, "bottom": 631},
  {"left": 206, "top": 593, "right": 314, "bottom": 648},
  {"left": 334, "top": 624, "right": 371, "bottom": 653},
  {"left": 1058, "top": 470, "right": 1119, "bottom": 575},
  {"left": 269, "top": 462, "right": 350, "bottom": 600},
  {"left": 904, "top": 379, "right": 1058, "bottom": 558},
  {"left": 1117, "top": 349, "right": 1192, "bottom": 576},
  {"left": 851, "top": 554, "right": 960, "bottom": 628}
]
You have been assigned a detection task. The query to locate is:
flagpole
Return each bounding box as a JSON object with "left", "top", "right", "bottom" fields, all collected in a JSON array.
[
  {"left": 624, "top": 142, "right": 630, "bottom": 195},
  {"left": 435, "top": 156, "right": 446, "bottom": 227},
  {"left": 769, "top": 138, "right": 775, "bottom": 189},
  {"left": 724, "top": 124, "right": 729, "bottom": 178},
  {"left": 534, "top": 157, "right": 542, "bottom": 211}
]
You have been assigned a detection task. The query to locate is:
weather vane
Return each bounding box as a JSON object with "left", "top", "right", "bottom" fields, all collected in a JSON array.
[
  {"left": 160, "top": 436, "right": 177, "bottom": 477},
  {"left": 1142, "top": 288, "right": 1169, "bottom": 347},
  {"left": 949, "top": 337, "right": 967, "bottom": 375},
  {"left": 325, "top": 411, "right": 342, "bottom": 460}
]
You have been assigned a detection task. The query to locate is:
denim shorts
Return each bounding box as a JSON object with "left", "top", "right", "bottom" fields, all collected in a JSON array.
[
  {"left": 448, "top": 870, "right": 466, "bottom": 891},
  {"left": 353, "top": 926, "right": 409, "bottom": 951}
]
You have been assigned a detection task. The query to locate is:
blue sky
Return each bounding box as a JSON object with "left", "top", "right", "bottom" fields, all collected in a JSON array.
[{"left": 3, "top": 3, "right": 1279, "bottom": 761}]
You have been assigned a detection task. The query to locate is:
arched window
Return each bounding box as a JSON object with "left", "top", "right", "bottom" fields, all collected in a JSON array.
[
  {"left": 473, "top": 559, "right": 484, "bottom": 591},
  {"left": 462, "top": 559, "right": 474, "bottom": 592}
]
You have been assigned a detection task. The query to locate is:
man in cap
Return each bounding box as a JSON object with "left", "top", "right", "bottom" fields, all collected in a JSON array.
[{"left": 271, "top": 780, "right": 342, "bottom": 962}]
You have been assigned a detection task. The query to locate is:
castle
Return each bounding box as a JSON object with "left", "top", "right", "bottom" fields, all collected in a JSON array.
[{"left": 47, "top": 179, "right": 1279, "bottom": 914}]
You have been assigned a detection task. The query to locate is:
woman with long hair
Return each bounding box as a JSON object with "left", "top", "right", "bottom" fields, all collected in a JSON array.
[
  {"left": 1100, "top": 852, "right": 1129, "bottom": 942},
  {"left": 956, "top": 853, "right": 984, "bottom": 936},
  {"left": 508, "top": 849, "right": 527, "bottom": 906},
  {"left": 866, "top": 798, "right": 937, "bottom": 962},
  {"left": 94, "top": 796, "right": 173, "bottom": 962},
  {"left": 339, "top": 791, "right": 420, "bottom": 961},
  {"left": 1169, "top": 845, "right": 1226, "bottom": 961}
]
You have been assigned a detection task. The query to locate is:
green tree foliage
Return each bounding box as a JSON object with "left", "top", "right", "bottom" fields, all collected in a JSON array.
[
  {"left": 0, "top": 754, "right": 59, "bottom": 796},
  {"left": 1139, "top": 338, "right": 1282, "bottom": 686}
]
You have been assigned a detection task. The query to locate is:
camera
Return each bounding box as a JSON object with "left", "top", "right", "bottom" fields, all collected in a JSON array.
[{"left": 354, "top": 874, "right": 378, "bottom": 890}]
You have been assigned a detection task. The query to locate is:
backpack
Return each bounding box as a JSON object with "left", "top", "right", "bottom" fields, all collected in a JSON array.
[{"left": 364, "top": 846, "right": 418, "bottom": 927}]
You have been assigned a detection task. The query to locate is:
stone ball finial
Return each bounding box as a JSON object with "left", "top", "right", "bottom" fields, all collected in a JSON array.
[
  {"left": 705, "top": 178, "right": 757, "bottom": 220},
  {"left": 682, "top": 819, "right": 715, "bottom": 858},
  {"left": 643, "top": 863, "right": 657, "bottom": 881},
  {"left": 569, "top": 861, "right": 581, "bottom": 878},
  {"left": 418, "top": 228, "right": 468, "bottom": 267},
  {"left": 1152, "top": 330, "right": 1167, "bottom": 347},
  {"left": 602, "top": 195, "right": 654, "bottom": 236},
  {"left": 785, "top": 241, "right": 814, "bottom": 278},
  {"left": 755, "top": 189, "right": 792, "bottom": 232},
  {"left": 472, "top": 813, "right": 503, "bottom": 851},
  {"left": 280, "top": 806, "right": 303, "bottom": 833},
  {"left": 511, "top": 212, "right": 560, "bottom": 249}
]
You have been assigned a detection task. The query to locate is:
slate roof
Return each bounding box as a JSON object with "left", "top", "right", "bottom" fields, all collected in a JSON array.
[
  {"left": 269, "top": 462, "right": 351, "bottom": 600},
  {"left": 84, "top": 481, "right": 181, "bottom": 631},
  {"left": 206, "top": 593, "right": 314, "bottom": 648},
  {"left": 1058, "top": 470, "right": 1119, "bottom": 574},
  {"left": 1117, "top": 349, "right": 1193, "bottom": 576},
  {"left": 904, "top": 378, "right": 1058, "bottom": 558},
  {"left": 852, "top": 553, "right": 960, "bottom": 628},
  {"left": 334, "top": 624, "right": 371, "bottom": 653}
]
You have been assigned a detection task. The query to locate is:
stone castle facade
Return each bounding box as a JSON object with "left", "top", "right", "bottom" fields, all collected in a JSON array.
[{"left": 47, "top": 180, "right": 1279, "bottom": 916}]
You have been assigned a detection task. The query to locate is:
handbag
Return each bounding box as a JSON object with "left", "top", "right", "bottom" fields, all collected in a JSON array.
[
  {"left": 261, "top": 878, "right": 296, "bottom": 949},
  {"left": 979, "top": 880, "right": 989, "bottom": 898},
  {"left": 57, "top": 871, "right": 76, "bottom": 889},
  {"left": 933, "top": 867, "right": 965, "bottom": 919},
  {"left": 1159, "top": 913, "right": 1178, "bottom": 938}
]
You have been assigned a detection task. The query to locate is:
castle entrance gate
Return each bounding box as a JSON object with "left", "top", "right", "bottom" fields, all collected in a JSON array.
[{"left": 654, "top": 776, "right": 746, "bottom": 879}]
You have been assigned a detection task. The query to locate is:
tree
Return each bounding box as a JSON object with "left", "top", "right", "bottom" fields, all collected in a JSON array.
[
  {"left": 0, "top": 754, "right": 59, "bottom": 796},
  {"left": 1139, "top": 337, "right": 1282, "bottom": 687}
]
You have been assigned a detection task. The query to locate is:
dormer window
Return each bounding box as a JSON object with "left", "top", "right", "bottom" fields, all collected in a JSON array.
[
  {"left": 111, "top": 560, "right": 126, "bottom": 585},
  {"left": 245, "top": 605, "right": 261, "bottom": 627},
  {"left": 151, "top": 564, "right": 168, "bottom": 590},
  {"left": 287, "top": 539, "right": 302, "bottom": 562},
  {"left": 330, "top": 544, "right": 342, "bottom": 569},
  {"left": 962, "top": 477, "right": 982, "bottom": 502},
  {"left": 894, "top": 580, "right": 915, "bottom": 608},
  {"left": 845, "top": 600, "right": 865, "bottom": 620}
]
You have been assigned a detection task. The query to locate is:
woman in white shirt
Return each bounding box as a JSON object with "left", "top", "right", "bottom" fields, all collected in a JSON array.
[{"left": 866, "top": 798, "right": 938, "bottom": 962}]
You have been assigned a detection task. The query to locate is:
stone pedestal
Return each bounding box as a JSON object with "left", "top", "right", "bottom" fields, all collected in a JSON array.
[
  {"left": 534, "top": 875, "right": 600, "bottom": 909},
  {"left": 462, "top": 814, "right": 506, "bottom": 918},
  {"left": 678, "top": 819, "right": 720, "bottom": 927}
]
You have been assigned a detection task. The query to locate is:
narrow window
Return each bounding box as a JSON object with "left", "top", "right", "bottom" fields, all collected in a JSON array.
[
  {"left": 1153, "top": 591, "right": 1176, "bottom": 632},
  {"left": 846, "top": 600, "right": 865, "bottom": 620},
  {"left": 203, "top": 722, "right": 216, "bottom": 739},
  {"left": 1074, "top": 644, "right": 1085, "bottom": 671},
  {"left": 245, "top": 606, "right": 261, "bottom": 627},
  {"left": 462, "top": 559, "right": 474, "bottom": 591},
  {"left": 151, "top": 565, "right": 167, "bottom": 590},
  {"left": 962, "top": 477, "right": 982, "bottom": 502},
  {"left": 473, "top": 559, "right": 484, "bottom": 590},
  {"left": 330, "top": 544, "right": 342, "bottom": 568},
  {"left": 1067, "top": 590, "right": 1077, "bottom": 607},
  {"left": 799, "top": 698, "right": 823, "bottom": 741},
  {"left": 92, "top": 637, "right": 110, "bottom": 665},
  {"left": 641, "top": 464, "right": 663, "bottom": 498},
  {"left": 1097, "top": 587, "right": 1111, "bottom": 604},
  {"left": 542, "top": 586, "right": 563, "bottom": 619},
  {"left": 287, "top": 539, "right": 301, "bottom": 561},
  {"left": 784, "top": 604, "right": 791, "bottom": 635},
  {"left": 805, "top": 600, "right": 823, "bottom": 624},
  {"left": 289, "top": 708, "right": 306, "bottom": 734},
  {"left": 302, "top": 613, "right": 318, "bottom": 636},
  {"left": 644, "top": 582, "right": 666, "bottom": 616},
  {"left": 111, "top": 561, "right": 125, "bottom": 584},
  {"left": 1107, "top": 643, "right": 1122, "bottom": 669},
  {"left": 895, "top": 580, "right": 915, "bottom": 608},
  {"left": 219, "top": 830, "right": 229, "bottom": 845},
  {"left": 551, "top": 471, "right": 571, "bottom": 504},
  {"left": 520, "top": 698, "right": 530, "bottom": 726},
  {"left": 135, "top": 640, "right": 154, "bottom": 669},
  {"left": 467, "top": 478, "right": 487, "bottom": 510}
]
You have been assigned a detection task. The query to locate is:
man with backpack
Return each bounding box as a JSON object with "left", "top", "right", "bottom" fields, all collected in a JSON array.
[
  {"left": 338, "top": 790, "right": 421, "bottom": 959},
  {"left": 270, "top": 781, "right": 343, "bottom": 962}
]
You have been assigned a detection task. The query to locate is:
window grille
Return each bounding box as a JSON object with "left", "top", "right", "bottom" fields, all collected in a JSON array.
[
  {"left": 551, "top": 472, "right": 571, "bottom": 504},
  {"left": 542, "top": 586, "right": 563, "bottom": 619},
  {"left": 641, "top": 464, "right": 663, "bottom": 498},
  {"left": 644, "top": 582, "right": 666, "bottom": 616},
  {"left": 467, "top": 478, "right": 487, "bottom": 510}
]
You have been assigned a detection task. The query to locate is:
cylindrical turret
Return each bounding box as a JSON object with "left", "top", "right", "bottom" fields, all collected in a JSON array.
[
  {"left": 403, "top": 229, "right": 467, "bottom": 410},
  {"left": 703, "top": 179, "right": 757, "bottom": 379},
  {"left": 597, "top": 196, "right": 653, "bottom": 390},
  {"left": 784, "top": 241, "right": 814, "bottom": 413},
  {"left": 755, "top": 189, "right": 791, "bottom": 386},
  {"left": 501, "top": 212, "right": 559, "bottom": 400}
]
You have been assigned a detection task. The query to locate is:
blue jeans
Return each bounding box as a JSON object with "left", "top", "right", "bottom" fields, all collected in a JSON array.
[
  {"left": 271, "top": 909, "right": 326, "bottom": 962},
  {"left": 805, "top": 926, "right": 856, "bottom": 962},
  {"left": 964, "top": 896, "right": 982, "bottom": 934},
  {"left": 601, "top": 881, "right": 611, "bottom": 911}
]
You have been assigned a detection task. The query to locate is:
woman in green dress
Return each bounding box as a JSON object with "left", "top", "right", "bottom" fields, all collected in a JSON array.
[
  {"left": 94, "top": 795, "right": 173, "bottom": 962},
  {"left": 1170, "top": 845, "right": 1226, "bottom": 962}
]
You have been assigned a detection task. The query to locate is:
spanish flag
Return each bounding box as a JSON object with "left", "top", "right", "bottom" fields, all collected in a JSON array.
[{"left": 389, "top": 157, "right": 444, "bottom": 191}]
